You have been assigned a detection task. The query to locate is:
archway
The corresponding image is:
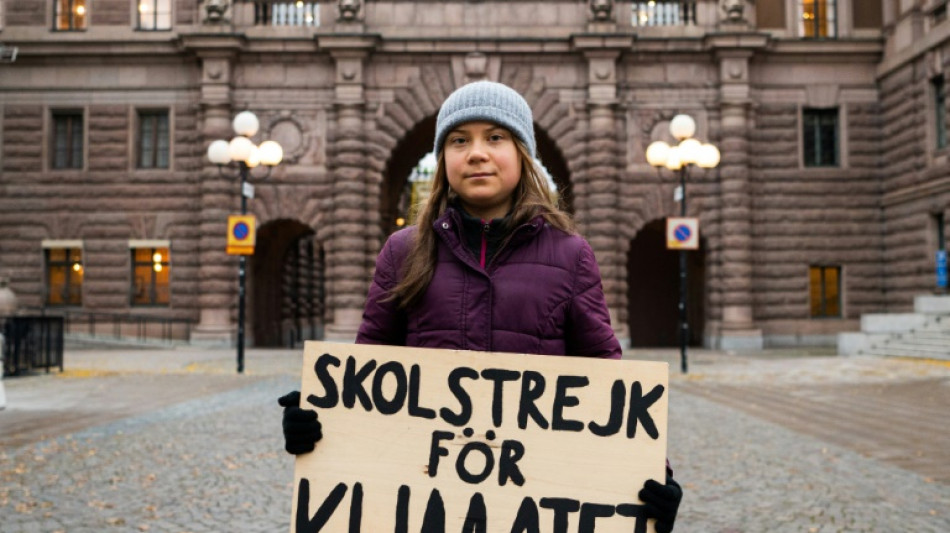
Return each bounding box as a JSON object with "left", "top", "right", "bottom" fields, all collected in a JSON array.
[
  {"left": 627, "top": 219, "right": 706, "bottom": 347},
  {"left": 380, "top": 116, "right": 575, "bottom": 238},
  {"left": 250, "top": 219, "right": 325, "bottom": 347}
]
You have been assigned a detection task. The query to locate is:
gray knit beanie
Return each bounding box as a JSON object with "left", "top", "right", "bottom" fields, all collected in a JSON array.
[{"left": 434, "top": 81, "right": 536, "bottom": 157}]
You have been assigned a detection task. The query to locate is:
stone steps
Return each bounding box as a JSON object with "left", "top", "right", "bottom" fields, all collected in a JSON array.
[{"left": 837, "top": 295, "right": 950, "bottom": 360}]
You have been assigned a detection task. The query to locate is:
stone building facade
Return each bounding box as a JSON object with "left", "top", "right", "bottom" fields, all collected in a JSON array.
[{"left": 0, "top": 0, "right": 947, "bottom": 349}]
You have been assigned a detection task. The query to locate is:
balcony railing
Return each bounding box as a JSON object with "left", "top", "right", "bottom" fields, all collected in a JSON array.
[
  {"left": 253, "top": 1, "right": 320, "bottom": 27},
  {"left": 632, "top": 1, "right": 697, "bottom": 27}
]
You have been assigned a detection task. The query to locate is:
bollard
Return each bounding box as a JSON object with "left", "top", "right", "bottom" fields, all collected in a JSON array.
[{"left": 0, "top": 332, "right": 6, "bottom": 410}]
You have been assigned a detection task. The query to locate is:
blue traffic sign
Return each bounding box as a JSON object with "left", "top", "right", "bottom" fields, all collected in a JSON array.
[
  {"left": 233, "top": 222, "right": 250, "bottom": 241},
  {"left": 937, "top": 250, "right": 948, "bottom": 288},
  {"left": 673, "top": 224, "right": 692, "bottom": 242}
]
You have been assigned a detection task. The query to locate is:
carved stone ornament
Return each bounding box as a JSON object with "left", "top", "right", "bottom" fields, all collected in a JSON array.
[
  {"left": 590, "top": 0, "right": 613, "bottom": 22},
  {"left": 338, "top": 0, "right": 362, "bottom": 22},
  {"left": 463, "top": 53, "right": 488, "bottom": 80},
  {"left": 203, "top": 0, "right": 230, "bottom": 24},
  {"left": 721, "top": 0, "right": 746, "bottom": 23}
]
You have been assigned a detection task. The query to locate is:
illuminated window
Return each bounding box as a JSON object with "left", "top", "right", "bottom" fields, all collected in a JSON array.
[
  {"left": 136, "top": 0, "right": 171, "bottom": 31},
  {"left": 800, "top": 0, "right": 836, "bottom": 38},
  {"left": 53, "top": 0, "right": 88, "bottom": 31},
  {"left": 803, "top": 108, "right": 839, "bottom": 167},
  {"left": 131, "top": 246, "right": 170, "bottom": 306},
  {"left": 809, "top": 265, "right": 841, "bottom": 318},
  {"left": 51, "top": 110, "right": 83, "bottom": 169},
  {"left": 138, "top": 110, "right": 170, "bottom": 168},
  {"left": 45, "top": 247, "right": 83, "bottom": 306}
]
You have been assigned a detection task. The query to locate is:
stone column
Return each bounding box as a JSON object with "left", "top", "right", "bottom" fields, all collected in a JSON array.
[
  {"left": 578, "top": 42, "right": 630, "bottom": 340},
  {"left": 320, "top": 37, "right": 377, "bottom": 339},
  {"left": 713, "top": 43, "right": 765, "bottom": 350},
  {"left": 184, "top": 37, "right": 243, "bottom": 346}
]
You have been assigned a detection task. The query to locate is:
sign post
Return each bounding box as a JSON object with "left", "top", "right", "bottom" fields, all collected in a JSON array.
[{"left": 290, "top": 341, "right": 669, "bottom": 533}]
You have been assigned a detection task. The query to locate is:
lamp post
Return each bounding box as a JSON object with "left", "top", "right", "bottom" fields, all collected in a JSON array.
[
  {"left": 645, "top": 114, "right": 720, "bottom": 373},
  {"left": 207, "top": 111, "right": 283, "bottom": 373}
]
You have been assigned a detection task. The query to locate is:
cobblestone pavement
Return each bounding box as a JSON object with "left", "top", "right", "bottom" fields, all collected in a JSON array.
[{"left": 1, "top": 345, "right": 948, "bottom": 532}]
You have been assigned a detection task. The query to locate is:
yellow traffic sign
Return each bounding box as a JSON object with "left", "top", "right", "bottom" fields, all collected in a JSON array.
[{"left": 227, "top": 215, "right": 256, "bottom": 255}]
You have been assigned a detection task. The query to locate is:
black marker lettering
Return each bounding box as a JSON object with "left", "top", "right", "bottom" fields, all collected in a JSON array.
[
  {"left": 294, "top": 479, "right": 346, "bottom": 533},
  {"left": 456, "top": 441, "right": 495, "bottom": 484},
  {"left": 615, "top": 504, "right": 648, "bottom": 533},
  {"left": 461, "top": 492, "right": 487, "bottom": 533},
  {"left": 440, "top": 367, "right": 477, "bottom": 426},
  {"left": 372, "top": 360, "right": 407, "bottom": 415},
  {"left": 509, "top": 497, "right": 540, "bottom": 533},
  {"left": 517, "top": 371, "right": 549, "bottom": 430},
  {"left": 395, "top": 485, "right": 410, "bottom": 533},
  {"left": 627, "top": 382, "right": 664, "bottom": 439},
  {"left": 308, "top": 353, "right": 340, "bottom": 409},
  {"left": 480, "top": 368, "right": 521, "bottom": 428},
  {"left": 342, "top": 356, "right": 376, "bottom": 411},
  {"left": 421, "top": 488, "right": 445, "bottom": 533},
  {"left": 551, "top": 375, "right": 588, "bottom": 432},
  {"left": 498, "top": 439, "right": 526, "bottom": 487},
  {"left": 539, "top": 498, "right": 580, "bottom": 533},
  {"left": 588, "top": 379, "right": 626, "bottom": 437},
  {"left": 578, "top": 503, "right": 614, "bottom": 533},
  {"left": 427, "top": 431, "right": 454, "bottom": 478},
  {"left": 408, "top": 364, "right": 436, "bottom": 419},
  {"left": 348, "top": 482, "right": 363, "bottom": 532}
]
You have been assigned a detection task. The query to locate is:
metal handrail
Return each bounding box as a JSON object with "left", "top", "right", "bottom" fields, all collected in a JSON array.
[{"left": 21, "top": 308, "right": 195, "bottom": 345}]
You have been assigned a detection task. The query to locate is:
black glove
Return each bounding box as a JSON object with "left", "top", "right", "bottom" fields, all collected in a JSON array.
[
  {"left": 639, "top": 474, "right": 682, "bottom": 533},
  {"left": 278, "top": 390, "right": 323, "bottom": 455}
]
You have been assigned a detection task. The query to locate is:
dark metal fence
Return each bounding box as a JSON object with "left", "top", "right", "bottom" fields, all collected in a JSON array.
[
  {"left": 1, "top": 316, "right": 64, "bottom": 376},
  {"left": 20, "top": 308, "right": 195, "bottom": 346}
]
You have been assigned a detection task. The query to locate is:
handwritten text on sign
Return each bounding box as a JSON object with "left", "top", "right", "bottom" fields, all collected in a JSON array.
[{"left": 291, "top": 341, "right": 669, "bottom": 533}]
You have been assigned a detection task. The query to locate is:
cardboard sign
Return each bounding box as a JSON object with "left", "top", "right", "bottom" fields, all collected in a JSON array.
[{"left": 291, "top": 341, "right": 669, "bottom": 533}]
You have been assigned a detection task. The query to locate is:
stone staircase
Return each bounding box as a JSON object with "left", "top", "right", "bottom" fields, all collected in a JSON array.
[{"left": 837, "top": 295, "right": 950, "bottom": 360}]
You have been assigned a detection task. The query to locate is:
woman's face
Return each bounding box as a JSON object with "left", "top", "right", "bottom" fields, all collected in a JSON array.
[{"left": 442, "top": 121, "right": 522, "bottom": 220}]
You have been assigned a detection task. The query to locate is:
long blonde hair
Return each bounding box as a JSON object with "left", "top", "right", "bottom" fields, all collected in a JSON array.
[{"left": 388, "top": 138, "right": 574, "bottom": 309}]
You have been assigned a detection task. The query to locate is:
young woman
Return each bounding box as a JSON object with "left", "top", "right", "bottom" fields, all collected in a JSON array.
[{"left": 280, "top": 81, "right": 682, "bottom": 532}]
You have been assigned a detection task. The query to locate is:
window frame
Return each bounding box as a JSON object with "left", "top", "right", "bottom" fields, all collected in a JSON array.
[
  {"left": 43, "top": 243, "right": 84, "bottom": 307},
  {"left": 802, "top": 107, "right": 840, "bottom": 168},
  {"left": 52, "top": 0, "right": 88, "bottom": 31},
  {"left": 130, "top": 244, "right": 171, "bottom": 307},
  {"left": 135, "top": 0, "right": 172, "bottom": 31},
  {"left": 798, "top": 0, "right": 838, "bottom": 39},
  {"left": 933, "top": 75, "right": 948, "bottom": 151},
  {"left": 136, "top": 109, "right": 171, "bottom": 169},
  {"left": 50, "top": 109, "right": 85, "bottom": 170},
  {"left": 809, "top": 264, "right": 843, "bottom": 318}
]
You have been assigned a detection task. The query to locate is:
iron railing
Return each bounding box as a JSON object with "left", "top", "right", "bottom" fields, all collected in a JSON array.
[
  {"left": 23, "top": 308, "right": 195, "bottom": 346},
  {"left": 251, "top": 1, "right": 320, "bottom": 27},
  {"left": 632, "top": 1, "right": 698, "bottom": 27},
  {"left": 1, "top": 316, "right": 64, "bottom": 376}
]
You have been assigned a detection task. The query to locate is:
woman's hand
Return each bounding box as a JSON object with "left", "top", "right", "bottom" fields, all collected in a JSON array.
[
  {"left": 639, "top": 474, "right": 682, "bottom": 533},
  {"left": 278, "top": 391, "right": 323, "bottom": 455}
]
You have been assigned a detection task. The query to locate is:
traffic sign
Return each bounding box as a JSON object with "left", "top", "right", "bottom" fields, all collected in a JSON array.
[
  {"left": 667, "top": 217, "right": 699, "bottom": 250},
  {"left": 937, "top": 249, "right": 948, "bottom": 289},
  {"left": 227, "top": 215, "right": 257, "bottom": 255}
]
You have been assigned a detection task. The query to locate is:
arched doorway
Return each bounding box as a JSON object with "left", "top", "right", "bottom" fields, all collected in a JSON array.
[
  {"left": 627, "top": 219, "right": 706, "bottom": 347},
  {"left": 250, "top": 219, "right": 326, "bottom": 347},
  {"left": 380, "top": 117, "right": 575, "bottom": 239}
]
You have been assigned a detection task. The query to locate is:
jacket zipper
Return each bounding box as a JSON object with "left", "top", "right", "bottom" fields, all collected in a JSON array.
[{"left": 480, "top": 220, "right": 490, "bottom": 269}]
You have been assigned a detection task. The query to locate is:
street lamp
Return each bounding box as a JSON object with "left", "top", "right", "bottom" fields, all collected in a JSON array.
[
  {"left": 207, "top": 111, "right": 283, "bottom": 373},
  {"left": 645, "top": 114, "right": 720, "bottom": 373}
]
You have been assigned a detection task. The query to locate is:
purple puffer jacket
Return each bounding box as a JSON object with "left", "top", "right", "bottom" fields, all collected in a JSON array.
[{"left": 356, "top": 208, "right": 622, "bottom": 359}]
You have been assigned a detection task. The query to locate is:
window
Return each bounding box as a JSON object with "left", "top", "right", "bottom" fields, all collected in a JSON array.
[
  {"left": 799, "top": 0, "right": 836, "bottom": 38},
  {"left": 136, "top": 0, "right": 171, "bottom": 30},
  {"left": 934, "top": 76, "right": 947, "bottom": 150},
  {"left": 138, "top": 110, "right": 170, "bottom": 168},
  {"left": 131, "top": 246, "right": 170, "bottom": 306},
  {"left": 809, "top": 265, "right": 841, "bottom": 318},
  {"left": 51, "top": 110, "right": 83, "bottom": 169},
  {"left": 803, "top": 107, "right": 839, "bottom": 167},
  {"left": 53, "top": 0, "right": 88, "bottom": 31},
  {"left": 45, "top": 247, "right": 83, "bottom": 306}
]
